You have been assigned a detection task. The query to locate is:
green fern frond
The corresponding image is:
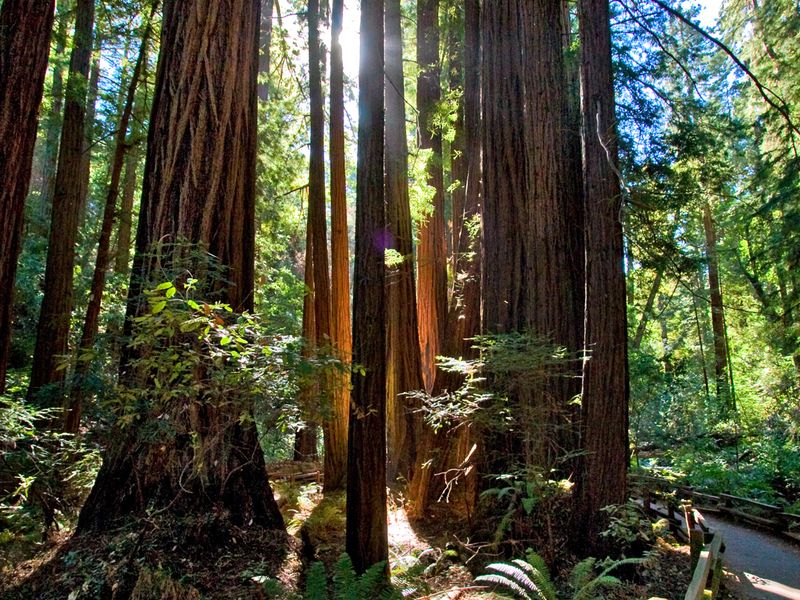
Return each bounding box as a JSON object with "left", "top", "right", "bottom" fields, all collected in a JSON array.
[
  {"left": 357, "top": 561, "right": 389, "bottom": 599},
  {"left": 522, "top": 552, "right": 558, "bottom": 600},
  {"left": 568, "top": 557, "right": 597, "bottom": 590},
  {"left": 333, "top": 553, "right": 358, "bottom": 600},
  {"left": 475, "top": 573, "right": 536, "bottom": 599},
  {"left": 571, "top": 575, "right": 621, "bottom": 600},
  {"left": 304, "top": 561, "right": 328, "bottom": 600}
]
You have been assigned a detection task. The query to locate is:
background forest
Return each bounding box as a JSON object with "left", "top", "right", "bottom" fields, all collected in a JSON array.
[{"left": 0, "top": 0, "right": 799, "bottom": 598}]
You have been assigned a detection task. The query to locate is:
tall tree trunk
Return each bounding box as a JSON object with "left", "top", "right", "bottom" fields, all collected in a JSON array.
[
  {"left": 113, "top": 145, "right": 140, "bottom": 274},
  {"left": 326, "top": 0, "right": 350, "bottom": 491},
  {"left": 77, "top": 49, "right": 101, "bottom": 228},
  {"left": 346, "top": 0, "right": 387, "bottom": 575},
  {"left": 632, "top": 268, "right": 663, "bottom": 350},
  {"left": 38, "top": 2, "right": 69, "bottom": 227},
  {"left": 258, "top": 0, "right": 274, "bottom": 103},
  {"left": 294, "top": 213, "right": 319, "bottom": 461},
  {"left": 575, "top": 0, "right": 630, "bottom": 552},
  {"left": 64, "top": 11, "right": 155, "bottom": 433},
  {"left": 703, "top": 201, "right": 731, "bottom": 411},
  {"left": 385, "top": 0, "right": 424, "bottom": 482},
  {"left": 77, "top": 0, "right": 283, "bottom": 534},
  {"left": 409, "top": 0, "right": 482, "bottom": 520},
  {"left": 447, "top": 6, "right": 465, "bottom": 279},
  {"left": 28, "top": 0, "right": 95, "bottom": 402},
  {"left": 0, "top": 0, "right": 57, "bottom": 393},
  {"left": 416, "top": 0, "right": 447, "bottom": 394},
  {"left": 307, "top": 0, "right": 336, "bottom": 487}
]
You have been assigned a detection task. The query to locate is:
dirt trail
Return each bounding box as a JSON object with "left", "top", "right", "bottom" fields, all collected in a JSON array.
[{"left": 704, "top": 514, "right": 800, "bottom": 600}]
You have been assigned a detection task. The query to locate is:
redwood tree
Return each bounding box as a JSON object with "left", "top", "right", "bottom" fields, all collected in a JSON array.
[
  {"left": 0, "top": 0, "right": 56, "bottom": 393},
  {"left": 64, "top": 10, "right": 155, "bottom": 433},
  {"left": 346, "top": 0, "right": 388, "bottom": 575},
  {"left": 481, "top": 0, "right": 581, "bottom": 470},
  {"left": 416, "top": 0, "right": 447, "bottom": 393},
  {"left": 327, "top": 0, "right": 351, "bottom": 491},
  {"left": 29, "top": 0, "right": 95, "bottom": 401},
  {"left": 574, "top": 0, "right": 630, "bottom": 550},
  {"left": 385, "top": 0, "right": 424, "bottom": 481},
  {"left": 77, "top": 0, "right": 283, "bottom": 534}
]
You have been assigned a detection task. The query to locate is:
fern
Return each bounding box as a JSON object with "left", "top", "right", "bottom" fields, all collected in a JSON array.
[
  {"left": 333, "top": 554, "right": 358, "bottom": 600},
  {"left": 475, "top": 559, "right": 553, "bottom": 600},
  {"left": 475, "top": 551, "right": 643, "bottom": 600},
  {"left": 571, "top": 557, "right": 643, "bottom": 600},
  {"left": 323, "top": 553, "right": 400, "bottom": 600},
  {"left": 568, "top": 557, "right": 597, "bottom": 591},
  {"left": 304, "top": 562, "right": 328, "bottom": 600}
]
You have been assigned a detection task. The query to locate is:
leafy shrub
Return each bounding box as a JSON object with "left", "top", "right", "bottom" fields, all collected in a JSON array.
[{"left": 0, "top": 393, "right": 100, "bottom": 540}]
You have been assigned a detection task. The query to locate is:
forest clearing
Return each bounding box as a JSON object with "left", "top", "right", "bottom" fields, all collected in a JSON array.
[{"left": 1, "top": 0, "right": 799, "bottom": 598}]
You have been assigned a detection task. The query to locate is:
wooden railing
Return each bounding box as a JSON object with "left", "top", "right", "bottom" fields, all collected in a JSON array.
[
  {"left": 684, "top": 531, "right": 724, "bottom": 600},
  {"left": 632, "top": 472, "right": 800, "bottom": 542}
]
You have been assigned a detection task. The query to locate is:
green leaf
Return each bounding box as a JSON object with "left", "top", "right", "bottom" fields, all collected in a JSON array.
[
  {"left": 155, "top": 282, "right": 173, "bottom": 291},
  {"left": 220, "top": 336, "right": 231, "bottom": 346}
]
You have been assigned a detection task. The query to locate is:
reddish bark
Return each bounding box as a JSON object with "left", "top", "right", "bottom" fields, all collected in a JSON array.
[{"left": 0, "top": 0, "right": 56, "bottom": 393}]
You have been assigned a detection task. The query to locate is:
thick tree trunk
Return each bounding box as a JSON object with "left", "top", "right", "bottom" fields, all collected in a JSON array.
[
  {"left": 416, "top": 0, "right": 447, "bottom": 394},
  {"left": 575, "top": 0, "right": 630, "bottom": 552},
  {"left": 346, "top": 0, "right": 387, "bottom": 575},
  {"left": 77, "top": 0, "right": 282, "bottom": 534},
  {"left": 0, "top": 0, "right": 56, "bottom": 393},
  {"left": 412, "top": 0, "right": 482, "bottom": 519},
  {"left": 481, "top": 0, "right": 581, "bottom": 474},
  {"left": 521, "top": 0, "right": 584, "bottom": 468},
  {"left": 64, "top": 12, "right": 155, "bottom": 434},
  {"left": 28, "top": 0, "right": 95, "bottom": 402},
  {"left": 703, "top": 201, "right": 731, "bottom": 410},
  {"left": 326, "top": 0, "right": 351, "bottom": 491},
  {"left": 385, "top": 0, "right": 424, "bottom": 482}
]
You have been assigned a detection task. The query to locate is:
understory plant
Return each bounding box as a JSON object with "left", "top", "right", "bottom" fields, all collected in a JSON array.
[{"left": 475, "top": 549, "right": 643, "bottom": 600}]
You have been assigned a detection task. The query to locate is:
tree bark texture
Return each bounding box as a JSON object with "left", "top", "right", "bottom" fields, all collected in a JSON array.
[
  {"left": 385, "top": 0, "right": 424, "bottom": 482},
  {"left": 307, "top": 0, "right": 337, "bottom": 490},
  {"left": 327, "top": 0, "right": 351, "bottom": 491},
  {"left": 575, "top": 0, "right": 630, "bottom": 551},
  {"left": 77, "top": 0, "right": 283, "bottom": 534},
  {"left": 0, "top": 0, "right": 56, "bottom": 393},
  {"left": 64, "top": 11, "right": 155, "bottom": 433},
  {"left": 29, "top": 0, "right": 94, "bottom": 401},
  {"left": 416, "top": 0, "right": 447, "bottom": 394},
  {"left": 346, "top": 0, "right": 388, "bottom": 575},
  {"left": 703, "top": 201, "right": 731, "bottom": 410},
  {"left": 413, "top": 0, "right": 482, "bottom": 519},
  {"left": 481, "top": 0, "right": 582, "bottom": 470}
]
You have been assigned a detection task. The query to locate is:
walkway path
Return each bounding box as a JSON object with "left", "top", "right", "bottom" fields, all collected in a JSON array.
[{"left": 704, "top": 514, "right": 800, "bottom": 600}]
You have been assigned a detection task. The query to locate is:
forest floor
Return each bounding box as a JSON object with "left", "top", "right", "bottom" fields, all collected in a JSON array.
[{"left": 0, "top": 462, "right": 761, "bottom": 599}]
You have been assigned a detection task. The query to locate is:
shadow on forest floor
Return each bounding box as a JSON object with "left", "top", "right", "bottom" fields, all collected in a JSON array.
[{"left": 0, "top": 512, "right": 299, "bottom": 600}]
